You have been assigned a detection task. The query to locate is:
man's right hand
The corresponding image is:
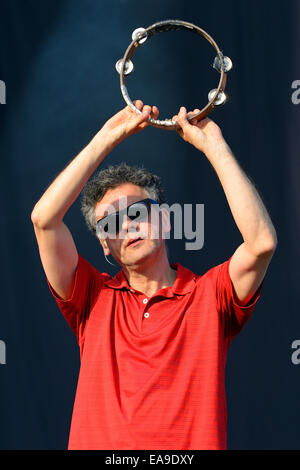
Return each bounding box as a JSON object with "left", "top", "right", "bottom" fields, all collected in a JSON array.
[{"left": 100, "top": 100, "right": 159, "bottom": 148}]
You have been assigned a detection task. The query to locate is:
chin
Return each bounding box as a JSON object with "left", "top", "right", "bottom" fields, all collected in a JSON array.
[{"left": 123, "top": 241, "right": 159, "bottom": 266}]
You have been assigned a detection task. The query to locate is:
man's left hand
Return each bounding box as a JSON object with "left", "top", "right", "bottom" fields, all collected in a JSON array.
[{"left": 172, "top": 106, "right": 225, "bottom": 155}]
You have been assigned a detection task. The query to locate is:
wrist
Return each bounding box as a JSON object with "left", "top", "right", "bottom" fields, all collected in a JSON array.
[
  {"left": 84, "top": 129, "right": 115, "bottom": 164},
  {"left": 204, "top": 138, "right": 232, "bottom": 162},
  {"left": 92, "top": 127, "right": 121, "bottom": 153}
]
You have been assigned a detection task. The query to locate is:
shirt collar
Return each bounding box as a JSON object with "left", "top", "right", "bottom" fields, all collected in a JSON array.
[{"left": 103, "top": 262, "right": 198, "bottom": 297}]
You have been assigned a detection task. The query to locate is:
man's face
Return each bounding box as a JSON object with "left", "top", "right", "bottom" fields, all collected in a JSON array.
[{"left": 95, "top": 183, "right": 170, "bottom": 268}]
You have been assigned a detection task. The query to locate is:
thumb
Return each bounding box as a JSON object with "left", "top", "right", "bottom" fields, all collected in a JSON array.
[
  {"left": 125, "top": 107, "right": 151, "bottom": 134},
  {"left": 135, "top": 106, "right": 151, "bottom": 125}
]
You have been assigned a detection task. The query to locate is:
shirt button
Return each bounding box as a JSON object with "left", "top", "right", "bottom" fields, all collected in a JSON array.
[
  {"left": 144, "top": 312, "right": 150, "bottom": 318},
  {"left": 143, "top": 298, "right": 148, "bottom": 304}
]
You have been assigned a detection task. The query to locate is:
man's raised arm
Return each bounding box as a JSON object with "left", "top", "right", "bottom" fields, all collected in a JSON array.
[
  {"left": 31, "top": 101, "right": 158, "bottom": 300},
  {"left": 174, "top": 107, "right": 277, "bottom": 306}
]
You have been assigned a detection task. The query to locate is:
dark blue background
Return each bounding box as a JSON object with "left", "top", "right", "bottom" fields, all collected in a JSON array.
[{"left": 0, "top": 0, "right": 299, "bottom": 450}]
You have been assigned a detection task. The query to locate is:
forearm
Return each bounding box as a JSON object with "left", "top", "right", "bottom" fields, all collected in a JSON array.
[
  {"left": 204, "top": 140, "right": 277, "bottom": 256},
  {"left": 31, "top": 128, "right": 115, "bottom": 228}
]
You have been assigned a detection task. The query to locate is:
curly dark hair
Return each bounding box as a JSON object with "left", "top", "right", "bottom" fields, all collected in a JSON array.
[{"left": 80, "top": 162, "right": 167, "bottom": 237}]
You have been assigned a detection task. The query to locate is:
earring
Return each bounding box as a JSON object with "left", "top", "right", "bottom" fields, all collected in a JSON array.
[{"left": 104, "top": 253, "right": 117, "bottom": 267}]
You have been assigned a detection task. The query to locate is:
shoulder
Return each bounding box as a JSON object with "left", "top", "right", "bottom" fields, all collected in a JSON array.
[{"left": 183, "top": 257, "right": 231, "bottom": 284}]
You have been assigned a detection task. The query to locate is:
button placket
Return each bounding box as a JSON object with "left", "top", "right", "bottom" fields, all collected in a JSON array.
[{"left": 142, "top": 297, "right": 150, "bottom": 321}]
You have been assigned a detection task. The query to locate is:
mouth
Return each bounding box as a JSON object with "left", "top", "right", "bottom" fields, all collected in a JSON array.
[{"left": 126, "top": 237, "right": 144, "bottom": 247}]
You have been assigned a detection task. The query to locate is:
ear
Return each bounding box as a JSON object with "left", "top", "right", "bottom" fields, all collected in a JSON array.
[{"left": 99, "top": 238, "right": 111, "bottom": 257}]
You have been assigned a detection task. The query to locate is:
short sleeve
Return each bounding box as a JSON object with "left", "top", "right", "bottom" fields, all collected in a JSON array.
[
  {"left": 216, "top": 257, "right": 264, "bottom": 340},
  {"left": 46, "top": 253, "right": 102, "bottom": 345}
]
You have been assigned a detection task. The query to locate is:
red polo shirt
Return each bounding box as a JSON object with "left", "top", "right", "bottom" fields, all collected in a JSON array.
[{"left": 46, "top": 253, "right": 264, "bottom": 450}]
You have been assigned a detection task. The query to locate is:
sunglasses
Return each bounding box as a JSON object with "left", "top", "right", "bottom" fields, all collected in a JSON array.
[{"left": 96, "top": 198, "right": 159, "bottom": 238}]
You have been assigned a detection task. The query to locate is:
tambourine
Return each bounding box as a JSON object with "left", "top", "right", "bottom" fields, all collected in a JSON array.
[{"left": 115, "top": 19, "right": 233, "bottom": 130}]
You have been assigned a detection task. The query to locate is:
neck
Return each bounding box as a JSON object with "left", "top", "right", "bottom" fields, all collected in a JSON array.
[{"left": 122, "top": 245, "right": 177, "bottom": 298}]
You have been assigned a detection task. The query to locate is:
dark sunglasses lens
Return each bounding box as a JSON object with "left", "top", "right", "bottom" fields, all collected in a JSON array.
[
  {"left": 99, "top": 212, "right": 120, "bottom": 236},
  {"left": 127, "top": 201, "right": 151, "bottom": 222},
  {"left": 97, "top": 200, "right": 157, "bottom": 237}
]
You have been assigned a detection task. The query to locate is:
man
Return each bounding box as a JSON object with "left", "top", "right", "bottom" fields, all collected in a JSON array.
[{"left": 31, "top": 100, "right": 277, "bottom": 450}]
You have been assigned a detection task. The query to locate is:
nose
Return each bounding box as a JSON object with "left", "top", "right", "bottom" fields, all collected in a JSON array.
[{"left": 120, "top": 214, "right": 140, "bottom": 235}]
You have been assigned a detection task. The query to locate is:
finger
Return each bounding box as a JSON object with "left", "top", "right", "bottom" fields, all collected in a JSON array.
[
  {"left": 132, "top": 104, "right": 151, "bottom": 118},
  {"left": 173, "top": 116, "right": 182, "bottom": 132},
  {"left": 135, "top": 105, "right": 151, "bottom": 125},
  {"left": 189, "top": 109, "right": 201, "bottom": 125},
  {"left": 142, "top": 105, "right": 152, "bottom": 114},
  {"left": 192, "top": 109, "right": 200, "bottom": 118},
  {"left": 133, "top": 100, "right": 144, "bottom": 111},
  {"left": 151, "top": 106, "right": 159, "bottom": 119},
  {"left": 187, "top": 109, "right": 200, "bottom": 118},
  {"left": 177, "top": 107, "right": 189, "bottom": 128},
  {"left": 178, "top": 106, "right": 187, "bottom": 119}
]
